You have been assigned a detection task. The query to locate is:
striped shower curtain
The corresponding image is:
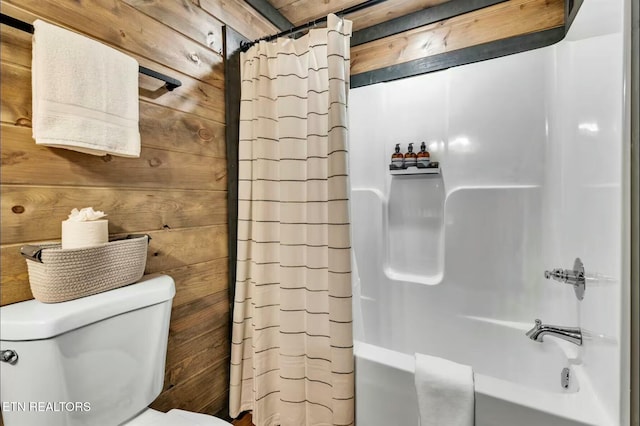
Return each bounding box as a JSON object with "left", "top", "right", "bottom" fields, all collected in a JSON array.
[{"left": 229, "top": 14, "right": 354, "bottom": 426}]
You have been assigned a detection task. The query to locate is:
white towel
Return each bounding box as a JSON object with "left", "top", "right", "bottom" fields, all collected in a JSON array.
[
  {"left": 414, "top": 353, "right": 475, "bottom": 426},
  {"left": 32, "top": 20, "right": 140, "bottom": 157}
]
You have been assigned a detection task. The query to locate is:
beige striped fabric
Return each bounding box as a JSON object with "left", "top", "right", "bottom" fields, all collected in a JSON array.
[{"left": 229, "top": 14, "right": 354, "bottom": 426}]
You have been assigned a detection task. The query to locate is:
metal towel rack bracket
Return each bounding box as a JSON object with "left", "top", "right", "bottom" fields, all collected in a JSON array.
[{"left": 0, "top": 13, "right": 182, "bottom": 92}]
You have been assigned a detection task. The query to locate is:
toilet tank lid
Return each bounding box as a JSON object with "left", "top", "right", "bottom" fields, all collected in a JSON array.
[{"left": 0, "top": 274, "right": 176, "bottom": 341}]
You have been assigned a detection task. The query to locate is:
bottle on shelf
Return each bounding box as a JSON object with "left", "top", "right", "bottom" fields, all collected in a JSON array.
[
  {"left": 391, "top": 143, "right": 405, "bottom": 169},
  {"left": 404, "top": 143, "right": 417, "bottom": 168},
  {"left": 417, "top": 142, "right": 430, "bottom": 168}
]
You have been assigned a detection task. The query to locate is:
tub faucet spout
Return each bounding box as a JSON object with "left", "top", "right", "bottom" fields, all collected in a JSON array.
[{"left": 526, "top": 319, "right": 582, "bottom": 346}]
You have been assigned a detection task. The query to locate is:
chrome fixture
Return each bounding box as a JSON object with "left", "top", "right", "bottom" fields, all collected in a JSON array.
[
  {"left": 561, "top": 367, "right": 571, "bottom": 389},
  {"left": 544, "top": 257, "right": 585, "bottom": 300},
  {"left": 526, "top": 319, "right": 583, "bottom": 346},
  {"left": 0, "top": 349, "right": 18, "bottom": 365}
]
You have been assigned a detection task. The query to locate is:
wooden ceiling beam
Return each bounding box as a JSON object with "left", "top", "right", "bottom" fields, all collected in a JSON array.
[
  {"left": 351, "top": 0, "right": 580, "bottom": 88},
  {"left": 244, "top": 0, "right": 293, "bottom": 32},
  {"left": 351, "top": 27, "right": 565, "bottom": 87},
  {"left": 351, "top": 0, "right": 508, "bottom": 46}
]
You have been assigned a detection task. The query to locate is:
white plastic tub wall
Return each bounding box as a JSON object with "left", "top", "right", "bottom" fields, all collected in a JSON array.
[{"left": 349, "top": 0, "right": 630, "bottom": 424}]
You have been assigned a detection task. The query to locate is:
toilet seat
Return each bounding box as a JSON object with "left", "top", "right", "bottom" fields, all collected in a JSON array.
[
  {"left": 123, "top": 408, "right": 233, "bottom": 425},
  {"left": 167, "top": 409, "right": 233, "bottom": 425}
]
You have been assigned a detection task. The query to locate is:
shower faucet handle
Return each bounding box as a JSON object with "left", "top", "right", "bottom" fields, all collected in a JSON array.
[
  {"left": 544, "top": 268, "right": 582, "bottom": 285},
  {"left": 543, "top": 257, "right": 585, "bottom": 301}
]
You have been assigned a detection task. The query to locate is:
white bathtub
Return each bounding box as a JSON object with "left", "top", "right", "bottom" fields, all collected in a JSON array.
[
  {"left": 348, "top": 0, "right": 629, "bottom": 422},
  {"left": 355, "top": 321, "right": 611, "bottom": 426},
  {"left": 351, "top": 185, "right": 615, "bottom": 425}
]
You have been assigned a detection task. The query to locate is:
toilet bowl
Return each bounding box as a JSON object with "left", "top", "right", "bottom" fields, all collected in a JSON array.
[
  {"left": 124, "top": 408, "right": 232, "bottom": 425},
  {"left": 0, "top": 274, "right": 232, "bottom": 426}
]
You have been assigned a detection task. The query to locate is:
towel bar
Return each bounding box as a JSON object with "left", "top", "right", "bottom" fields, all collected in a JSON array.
[{"left": 0, "top": 13, "right": 182, "bottom": 92}]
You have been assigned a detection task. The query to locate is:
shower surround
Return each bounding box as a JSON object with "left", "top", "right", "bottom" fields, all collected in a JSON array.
[{"left": 348, "top": 0, "right": 631, "bottom": 424}]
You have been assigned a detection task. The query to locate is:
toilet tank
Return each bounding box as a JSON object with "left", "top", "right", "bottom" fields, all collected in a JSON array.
[{"left": 0, "top": 274, "right": 175, "bottom": 426}]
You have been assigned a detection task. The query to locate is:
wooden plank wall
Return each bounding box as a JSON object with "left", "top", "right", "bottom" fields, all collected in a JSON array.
[
  {"left": 0, "top": 0, "right": 276, "bottom": 421},
  {"left": 0, "top": 0, "right": 566, "bottom": 423},
  {"left": 350, "top": 0, "right": 565, "bottom": 76},
  {"left": 269, "top": 0, "right": 452, "bottom": 29}
]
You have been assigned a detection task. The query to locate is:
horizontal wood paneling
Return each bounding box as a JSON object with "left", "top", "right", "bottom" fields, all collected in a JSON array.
[
  {"left": 138, "top": 100, "right": 226, "bottom": 157},
  {"left": 0, "top": 24, "right": 31, "bottom": 67},
  {"left": 0, "top": 225, "right": 227, "bottom": 305},
  {"left": 144, "top": 225, "right": 228, "bottom": 272},
  {"left": 163, "top": 336, "right": 229, "bottom": 401},
  {"left": 166, "top": 258, "right": 229, "bottom": 307},
  {"left": 199, "top": 0, "right": 278, "bottom": 41},
  {"left": 153, "top": 353, "right": 230, "bottom": 414},
  {"left": 0, "top": 61, "right": 226, "bottom": 157},
  {"left": 169, "top": 293, "right": 229, "bottom": 348},
  {"left": 0, "top": 244, "right": 32, "bottom": 305},
  {"left": 155, "top": 262, "right": 231, "bottom": 415},
  {"left": 198, "top": 393, "right": 231, "bottom": 423},
  {"left": 0, "top": 125, "right": 227, "bottom": 190},
  {"left": 122, "top": 0, "right": 225, "bottom": 56},
  {"left": 1, "top": 186, "right": 227, "bottom": 244},
  {"left": 271, "top": 0, "right": 362, "bottom": 26},
  {"left": 0, "top": 61, "right": 31, "bottom": 126},
  {"left": 163, "top": 324, "right": 229, "bottom": 401},
  {"left": 166, "top": 304, "right": 229, "bottom": 363},
  {"left": 349, "top": 0, "right": 452, "bottom": 30},
  {"left": 0, "top": 3, "right": 226, "bottom": 123},
  {"left": 0, "top": 0, "right": 266, "bottom": 419},
  {"left": 2, "top": 0, "right": 224, "bottom": 86},
  {"left": 269, "top": 0, "right": 453, "bottom": 30},
  {"left": 350, "top": 0, "right": 564, "bottom": 75}
]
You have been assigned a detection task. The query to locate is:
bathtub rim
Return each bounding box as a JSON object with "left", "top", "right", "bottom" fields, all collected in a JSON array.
[{"left": 354, "top": 340, "right": 612, "bottom": 426}]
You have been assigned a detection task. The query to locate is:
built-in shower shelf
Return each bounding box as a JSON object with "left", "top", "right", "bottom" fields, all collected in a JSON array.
[{"left": 390, "top": 166, "right": 440, "bottom": 176}]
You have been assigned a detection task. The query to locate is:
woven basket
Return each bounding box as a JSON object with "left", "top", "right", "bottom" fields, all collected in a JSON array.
[{"left": 21, "top": 234, "right": 150, "bottom": 303}]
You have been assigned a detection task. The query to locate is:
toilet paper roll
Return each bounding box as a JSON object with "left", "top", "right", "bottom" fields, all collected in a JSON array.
[{"left": 62, "top": 220, "right": 109, "bottom": 249}]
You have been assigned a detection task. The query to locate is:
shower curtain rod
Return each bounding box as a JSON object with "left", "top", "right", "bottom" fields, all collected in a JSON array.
[
  {"left": 240, "top": 0, "right": 390, "bottom": 52},
  {"left": 0, "top": 13, "right": 182, "bottom": 91}
]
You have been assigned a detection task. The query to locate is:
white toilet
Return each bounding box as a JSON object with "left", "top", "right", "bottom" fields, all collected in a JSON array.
[{"left": 0, "top": 274, "right": 233, "bottom": 426}]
